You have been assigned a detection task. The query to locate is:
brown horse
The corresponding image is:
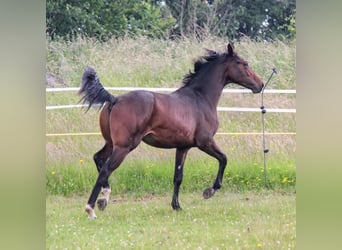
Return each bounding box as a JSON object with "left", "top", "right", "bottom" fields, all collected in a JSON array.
[{"left": 79, "top": 43, "right": 264, "bottom": 218}]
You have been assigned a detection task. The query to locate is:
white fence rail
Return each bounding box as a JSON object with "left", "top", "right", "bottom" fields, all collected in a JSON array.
[
  {"left": 46, "top": 87, "right": 296, "bottom": 94},
  {"left": 46, "top": 87, "right": 296, "bottom": 113},
  {"left": 46, "top": 104, "right": 295, "bottom": 113}
]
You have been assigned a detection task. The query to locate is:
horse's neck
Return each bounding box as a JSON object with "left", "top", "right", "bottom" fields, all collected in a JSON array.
[{"left": 189, "top": 70, "right": 225, "bottom": 108}]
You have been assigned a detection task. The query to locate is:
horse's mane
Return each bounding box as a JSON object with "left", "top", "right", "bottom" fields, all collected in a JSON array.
[{"left": 182, "top": 50, "right": 226, "bottom": 86}]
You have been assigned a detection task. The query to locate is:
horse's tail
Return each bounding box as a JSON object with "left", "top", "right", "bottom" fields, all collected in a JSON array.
[{"left": 79, "top": 67, "right": 117, "bottom": 111}]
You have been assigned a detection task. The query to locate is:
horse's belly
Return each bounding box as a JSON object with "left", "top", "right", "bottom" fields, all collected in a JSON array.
[{"left": 142, "top": 132, "right": 194, "bottom": 149}]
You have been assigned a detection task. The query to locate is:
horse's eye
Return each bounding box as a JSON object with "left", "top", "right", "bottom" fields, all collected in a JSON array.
[{"left": 236, "top": 61, "right": 248, "bottom": 67}]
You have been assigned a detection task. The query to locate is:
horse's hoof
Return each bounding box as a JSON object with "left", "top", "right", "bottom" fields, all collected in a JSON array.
[
  {"left": 85, "top": 204, "right": 97, "bottom": 219},
  {"left": 88, "top": 214, "right": 97, "bottom": 219},
  {"left": 171, "top": 202, "right": 182, "bottom": 211},
  {"left": 97, "top": 198, "right": 108, "bottom": 211},
  {"left": 172, "top": 205, "right": 182, "bottom": 211},
  {"left": 203, "top": 187, "right": 216, "bottom": 199}
]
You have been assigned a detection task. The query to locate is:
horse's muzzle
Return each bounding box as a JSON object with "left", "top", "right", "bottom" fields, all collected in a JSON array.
[{"left": 252, "top": 83, "right": 264, "bottom": 93}]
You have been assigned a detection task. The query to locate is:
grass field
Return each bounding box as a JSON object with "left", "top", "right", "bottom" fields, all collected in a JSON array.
[
  {"left": 46, "top": 36, "right": 295, "bottom": 89},
  {"left": 46, "top": 36, "right": 296, "bottom": 249},
  {"left": 46, "top": 192, "right": 295, "bottom": 249}
]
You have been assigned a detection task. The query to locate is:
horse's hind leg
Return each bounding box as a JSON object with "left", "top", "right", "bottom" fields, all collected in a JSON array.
[
  {"left": 93, "top": 143, "right": 113, "bottom": 211},
  {"left": 86, "top": 146, "right": 129, "bottom": 219},
  {"left": 94, "top": 143, "right": 112, "bottom": 173}
]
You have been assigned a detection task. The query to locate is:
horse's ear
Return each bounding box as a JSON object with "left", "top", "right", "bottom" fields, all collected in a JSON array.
[{"left": 227, "top": 43, "right": 235, "bottom": 56}]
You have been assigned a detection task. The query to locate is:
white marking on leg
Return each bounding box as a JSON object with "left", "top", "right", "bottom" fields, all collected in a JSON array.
[
  {"left": 101, "top": 187, "right": 111, "bottom": 202},
  {"left": 85, "top": 204, "right": 97, "bottom": 219}
]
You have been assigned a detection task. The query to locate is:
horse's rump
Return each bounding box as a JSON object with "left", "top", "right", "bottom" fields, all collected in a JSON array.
[{"left": 107, "top": 90, "right": 155, "bottom": 149}]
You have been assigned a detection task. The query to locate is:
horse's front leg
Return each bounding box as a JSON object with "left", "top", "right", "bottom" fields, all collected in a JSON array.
[
  {"left": 171, "top": 147, "right": 190, "bottom": 210},
  {"left": 198, "top": 139, "right": 227, "bottom": 199}
]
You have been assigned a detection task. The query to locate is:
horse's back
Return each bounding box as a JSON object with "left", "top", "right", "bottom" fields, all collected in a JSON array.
[{"left": 114, "top": 90, "right": 155, "bottom": 116}]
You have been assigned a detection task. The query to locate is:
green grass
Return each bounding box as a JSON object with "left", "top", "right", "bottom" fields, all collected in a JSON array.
[
  {"left": 47, "top": 156, "right": 295, "bottom": 197},
  {"left": 46, "top": 130, "right": 295, "bottom": 196},
  {"left": 46, "top": 192, "right": 296, "bottom": 249},
  {"left": 46, "top": 36, "right": 295, "bottom": 89}
]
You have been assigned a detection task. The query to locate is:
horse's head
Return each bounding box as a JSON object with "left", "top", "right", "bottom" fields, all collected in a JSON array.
[{"left": 223, "top": 43, "right": 264, "bottom": 93}]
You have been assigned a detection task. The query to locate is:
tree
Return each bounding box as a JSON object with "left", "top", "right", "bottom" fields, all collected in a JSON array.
[
  {"left": 164, "top": 0, "right": 296, "bottom": 40},
  {"left": 46, "top": 0, "right": 295, "bottom": 40},
  {"left": 46, "top": 0, "right": 175, "bottom": 40},
  {"left": 232, "top": 0, "right": 296, "bottom": 40},
  {"left": 164, "top": 0, "right": 237, "bottom": 38}
]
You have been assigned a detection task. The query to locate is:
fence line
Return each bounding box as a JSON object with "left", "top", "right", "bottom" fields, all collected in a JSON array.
[
  {"left": 46, "top": 87, "right": 296, "bottom": 94},
  {"left": 216, "top": 107, "right": 295, "bottom": 113},
  {"left": 46, "top": 104, "right": 296, "bottom": 113},
  {"left": 46, "top": 87, "right": 296, "bottom": 112},
  {"left": 46, "top": 87, "right": 296, "bottom": 137}
]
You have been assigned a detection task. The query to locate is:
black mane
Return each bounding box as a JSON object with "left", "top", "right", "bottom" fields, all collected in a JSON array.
[{"left": 182, "top": 51, "right": 227, "bottom": 86}]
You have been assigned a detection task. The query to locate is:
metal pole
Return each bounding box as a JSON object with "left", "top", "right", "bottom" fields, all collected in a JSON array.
[{"left": 261, "top": 68, "right": 277, "bottom": 187}]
